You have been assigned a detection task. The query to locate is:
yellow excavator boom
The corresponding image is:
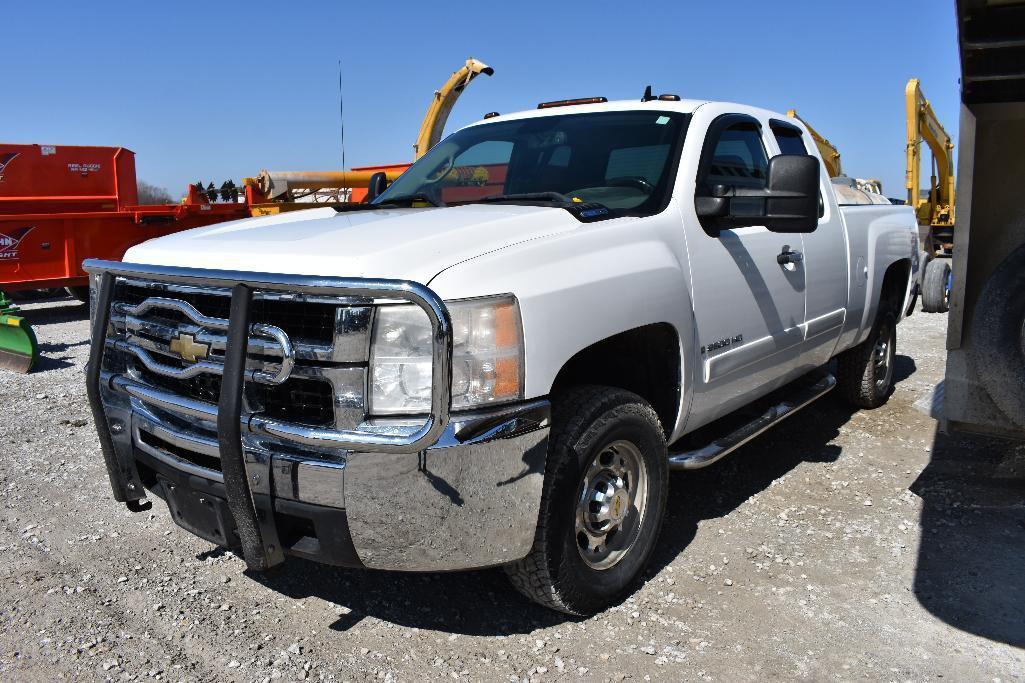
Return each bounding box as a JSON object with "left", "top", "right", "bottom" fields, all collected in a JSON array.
[
  {"left": 787, "top": 109, "right": 842, "bottom": 178},
  {"left": 250, "top": 58, "right": 494, "bottom": 209},
  {"left": 414, "top": 58, "right": 494, "bottom": 159},
  {"left": 905, "top": 78, "right": 955, "bottom": 229}
]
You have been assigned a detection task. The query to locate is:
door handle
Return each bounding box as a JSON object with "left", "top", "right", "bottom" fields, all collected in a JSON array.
[{"left": 777, "top": 245, "right": 804, "bottom": 265}]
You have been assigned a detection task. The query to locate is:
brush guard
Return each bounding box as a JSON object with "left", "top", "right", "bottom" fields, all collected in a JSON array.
[{"left": 83, "top": 260, "right": 454, "bottom": 571}]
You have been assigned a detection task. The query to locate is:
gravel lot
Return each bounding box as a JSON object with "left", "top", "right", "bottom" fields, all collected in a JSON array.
[{"left": 1, "top": 298, "right": 1023, "bottom": 682}]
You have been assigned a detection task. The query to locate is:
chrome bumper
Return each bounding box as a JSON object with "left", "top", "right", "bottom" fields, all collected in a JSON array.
[
  {"left": 346, "top": 401, "right": 549, "bottom": 570},
  {"left": 83, "top": 259, "right": 549, "bottom": 572}
]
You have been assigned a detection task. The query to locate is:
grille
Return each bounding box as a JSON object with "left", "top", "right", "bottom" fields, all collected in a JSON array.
[
  {"left": 134, "top": 363, "right": 336, "bottom": 428},
  {"left": 118, "top": 284, "right": 338, "bottom": 345},
  {"left": 248, "top": 377, "right": 336, "bottom": 428},
  {"left": 136, "top": 361, "right": 223, "bottom": 403}
]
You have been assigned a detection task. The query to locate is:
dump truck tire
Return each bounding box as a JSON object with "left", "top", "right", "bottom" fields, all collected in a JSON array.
[
  {"left": 922, "top": 258, "right": 950, "bottom": 313},
  {"left": 967, "top": 243, "right": 1025, "bottom": 428}
]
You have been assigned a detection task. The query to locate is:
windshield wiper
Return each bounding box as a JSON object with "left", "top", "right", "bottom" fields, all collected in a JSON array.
[
  {"left": 470, "top": 191, "right": 612, "bottom": 222},
  {"left": 472, "top": 191, "right": 573, "bottom": 206},
  {"left": 374, "top": 193, "right": 445, "bottom": 207}
]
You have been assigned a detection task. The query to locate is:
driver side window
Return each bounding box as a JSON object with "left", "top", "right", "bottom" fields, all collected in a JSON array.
[{"left": 704, "top": 123, "right": 769, "bottom": 190}]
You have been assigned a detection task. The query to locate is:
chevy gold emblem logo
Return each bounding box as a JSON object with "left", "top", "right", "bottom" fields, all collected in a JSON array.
[{"left": 169, "top": 333, "right": 210, "bottom": 363}]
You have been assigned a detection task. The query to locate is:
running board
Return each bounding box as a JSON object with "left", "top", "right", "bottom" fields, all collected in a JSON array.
[{"left": 668, "top": 373, "right": 837, "bottom": 470}]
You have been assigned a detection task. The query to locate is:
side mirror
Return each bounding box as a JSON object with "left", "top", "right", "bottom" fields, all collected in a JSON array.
[
  {"left": 365, "top": 172, "right": 388, "bottom": 202},
  {"left": 761, "top": 154, "right": 820, "bottom": 233},
  {"left": 696, "top": 154, "right": 820, "bottom": 233}
]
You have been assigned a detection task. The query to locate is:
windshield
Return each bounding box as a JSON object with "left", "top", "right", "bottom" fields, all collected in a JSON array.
[{"left": 374, "top": 110, "right": 690, "bottom": 217}]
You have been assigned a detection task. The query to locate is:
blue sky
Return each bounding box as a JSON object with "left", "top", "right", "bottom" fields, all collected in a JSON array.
[{"left": 6, "top": 1, "right": 960, "bottom": 199}]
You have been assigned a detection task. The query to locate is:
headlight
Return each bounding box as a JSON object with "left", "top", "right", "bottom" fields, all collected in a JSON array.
[{"left": 370, "top": 295, "right": 523, "bottom": 415}]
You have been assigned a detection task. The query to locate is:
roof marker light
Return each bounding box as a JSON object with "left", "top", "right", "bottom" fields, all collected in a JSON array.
[{"left": 537, "top": 97, "right": 608, "bottom": 109}]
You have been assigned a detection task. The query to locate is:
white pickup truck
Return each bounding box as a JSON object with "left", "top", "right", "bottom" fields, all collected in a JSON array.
[{"left": 84, "top": 93, "right": 918, "bottom": 615}]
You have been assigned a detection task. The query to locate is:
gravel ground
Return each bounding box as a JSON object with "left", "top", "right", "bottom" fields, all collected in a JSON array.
[{"left": 1, "top": 298, "right": 1023, "bottom": 682}]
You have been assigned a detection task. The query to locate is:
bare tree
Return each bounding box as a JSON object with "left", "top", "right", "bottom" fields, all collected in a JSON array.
[{"left": 136, "top": 181, "right": 175, "bottom": 205}]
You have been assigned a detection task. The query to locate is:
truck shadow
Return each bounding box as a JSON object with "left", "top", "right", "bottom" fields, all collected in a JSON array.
[
  {"left": 33, "top": 340, "right": 89, "bottom": 372},
  {"left": 251, "top": 560, "right": 576, "bottom": 635},
  {"left": 649, "top": 396, "right": 853, "bottom": 576},
  {"left": 911, "top": 427, "right": 1025, "bottom": 647},
  {"left": 18, "top": 300, "right": 89, "bottom": 327}
]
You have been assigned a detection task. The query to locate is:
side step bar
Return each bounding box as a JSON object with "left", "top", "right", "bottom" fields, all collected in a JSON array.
[{"left": 668, "top": 373, "right": 837, "bottom": 470}]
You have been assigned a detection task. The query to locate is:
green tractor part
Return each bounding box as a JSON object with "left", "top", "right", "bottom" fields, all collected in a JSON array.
[{"left": 0, "top": 291, "right": 39, "bottom": 373}]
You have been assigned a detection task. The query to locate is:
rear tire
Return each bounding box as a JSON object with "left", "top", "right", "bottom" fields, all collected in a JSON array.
[
  {"left": 922, "top": 258, "right": 950, "bottom": 313},
  {"left": 505, "top": 386, "right": 668, "bottom": 615},
  {"left": 836, "top": 310, "right": 897, "bottom": 409}
]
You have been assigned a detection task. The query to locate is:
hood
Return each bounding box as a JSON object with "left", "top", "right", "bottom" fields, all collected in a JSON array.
[{"left": 124, "top": 204, "right": 579, "bottom": 284}]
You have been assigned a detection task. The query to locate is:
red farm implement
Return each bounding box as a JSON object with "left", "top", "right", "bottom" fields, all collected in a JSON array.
[{"left": 0, "top": 143, "right": 250, "bottom": 372}]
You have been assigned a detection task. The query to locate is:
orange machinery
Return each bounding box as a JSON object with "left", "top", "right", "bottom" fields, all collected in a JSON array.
[{"left": 0, "top": 143, "right": 250, "bottom": 293}]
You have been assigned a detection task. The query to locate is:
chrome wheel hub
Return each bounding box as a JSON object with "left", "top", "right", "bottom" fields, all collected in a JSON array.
[
  {"left": 873, "top": 324, "right": 895, "bottom": 391},
  {"left": 575, "top": 440, "right": 648, "bottom": 570}
]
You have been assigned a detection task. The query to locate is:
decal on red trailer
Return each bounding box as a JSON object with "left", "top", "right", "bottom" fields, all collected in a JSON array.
[
  {"left": 0, "top": 227, "right": 33, "bottom": 261},
  {"left": 0, "top": 152, "right": 19, "bottom": 182}
]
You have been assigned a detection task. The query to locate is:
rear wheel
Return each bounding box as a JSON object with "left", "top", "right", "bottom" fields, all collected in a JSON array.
[
  {"left": 505, "top": 386, "right": 668, "bottom": 615},
  {"left": 836, "top": 310, "right": 897, "bottom": 409},
  {"left": 922, "top": 258, "right": 951, "bottom": 313}
]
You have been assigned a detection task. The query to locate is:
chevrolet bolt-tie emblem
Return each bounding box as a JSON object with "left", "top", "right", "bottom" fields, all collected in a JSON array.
[{"left": 169, "top": 333, "right": 210, "bottom": 363}]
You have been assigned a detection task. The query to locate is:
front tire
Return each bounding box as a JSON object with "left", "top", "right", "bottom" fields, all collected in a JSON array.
[
  {"left": 505, "top": 386, "right": 668, "bottom": 615},
  {"left": 836, "top": 310, "right": 897, "bottom": 408}
]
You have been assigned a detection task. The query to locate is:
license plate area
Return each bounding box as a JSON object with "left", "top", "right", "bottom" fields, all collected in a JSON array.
[{"left": 158, "top": 477, "right": 238, "bottom": 548}]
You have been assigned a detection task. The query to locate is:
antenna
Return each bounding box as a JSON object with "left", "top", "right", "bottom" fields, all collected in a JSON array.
[
  {"left": 641, "top": 85, "right": 654, "bottom": 102},
  {"left": 338, "top": 60, "right": 347, "bottom": 174}
]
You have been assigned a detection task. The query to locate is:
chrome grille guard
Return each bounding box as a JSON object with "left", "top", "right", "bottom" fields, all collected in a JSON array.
[
  {"left": 83, "top": 259, "right": 453, "bottom": 571},
  {"left": 83, "top": 259, "right": 454, "bottom": 454}
]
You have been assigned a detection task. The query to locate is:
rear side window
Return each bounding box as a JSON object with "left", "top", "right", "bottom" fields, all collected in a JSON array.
[
  {"left": 706, "top": 124, "right": 768, "bottom": 188},
  {"left": 772, "top": 128, "right": 808, "bottom": 155},
  {"left": 770, "top": 121, "right": 824, "bottom": 218}
]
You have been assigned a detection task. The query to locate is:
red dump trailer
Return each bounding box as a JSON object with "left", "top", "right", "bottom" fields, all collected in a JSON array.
[
  {"left": 0, "top": 143, "right": 250, "bottom": 293},
  {"left": 0, "top": 143, "right": 251, "bottom": 372}
]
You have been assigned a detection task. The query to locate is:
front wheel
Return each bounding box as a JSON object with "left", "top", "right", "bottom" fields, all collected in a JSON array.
[{"left": 505, "top": 386, "right": 668, "bottom": 615}]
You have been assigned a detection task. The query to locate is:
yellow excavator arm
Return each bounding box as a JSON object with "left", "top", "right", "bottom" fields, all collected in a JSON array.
[
  {"left": 787, "top": 109, "right": 843, "bottom": 178},
  {"left": 413, "top": 58, "right": 494, "bottom": 159},
  {"left": 905, "top": 78, "right": 955, "bottom": 228},
  {"left": 251, "top": 58, "right": 495, "bottom": 204}
]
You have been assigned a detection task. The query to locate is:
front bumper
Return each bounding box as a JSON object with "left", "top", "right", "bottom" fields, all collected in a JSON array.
[
  {"left": 84, "top": 260, "right": 549, "bottom": 572},
  {"left": 118, "top": 396, "right": 550, "bottom": 571}
]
